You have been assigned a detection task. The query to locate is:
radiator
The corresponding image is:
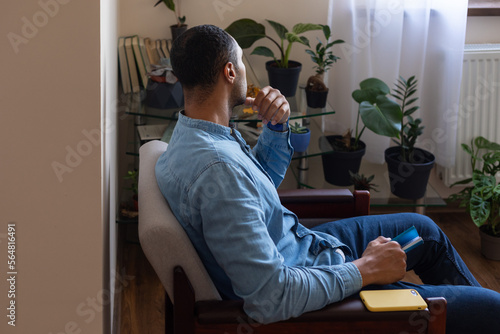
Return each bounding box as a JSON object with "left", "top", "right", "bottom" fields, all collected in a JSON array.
[{"left": 441, "top": 44, "right": 500, "bottom": 186}]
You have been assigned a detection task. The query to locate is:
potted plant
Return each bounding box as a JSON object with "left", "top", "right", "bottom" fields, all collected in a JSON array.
[
  {"left": 304, "top": 25, "right": 344, "bottom": 108},
  {"left": 319, "top": 78, "right": 402, "bottom": 186},
  {"left": 384, "top": 75, "right": 435, "bottom": 200},
  {"left": 449, "top": 136, "right": 500, "bottom": 260},
  {"left": 154, "top": 0, "right": 187, "bottom": 40},
  {"left": 225, "top": 18, "right": 322, "bottom": 97},
  {"left": 124, "top": 169, "right": 139, "bottom": 211},
  {"left": 349, "top": 171, "right": 379, "bottom": 192},
  {"left": 290, "top": 122, "right": 310, "bottom": 153}
]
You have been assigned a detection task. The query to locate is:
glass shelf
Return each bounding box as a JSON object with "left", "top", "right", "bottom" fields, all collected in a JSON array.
[
  {"left": 125, "top": 87, "right": 335, "bottom": 123},
  {"left": 283, "top": 118, "right": 446, "bottom": 208},
  {"left": 123, "top": 86, "right": 335, "bottom": 156}
]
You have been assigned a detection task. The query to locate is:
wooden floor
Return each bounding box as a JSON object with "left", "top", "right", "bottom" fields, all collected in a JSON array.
[{"left": 115, "top": 211, "right": 500, "bottom": 334}]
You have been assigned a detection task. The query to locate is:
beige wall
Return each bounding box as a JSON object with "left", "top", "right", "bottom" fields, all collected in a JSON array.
[
  {"left": 466, "top": 16, "right": 500, "bottom": 43},
  {"left": 0, "top": 0, "right": 103, "bottom": 333}
]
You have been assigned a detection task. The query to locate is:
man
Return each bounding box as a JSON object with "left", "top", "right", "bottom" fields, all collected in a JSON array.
[{"left": 156, "top": 24, "right": 500, "bottom": 333}]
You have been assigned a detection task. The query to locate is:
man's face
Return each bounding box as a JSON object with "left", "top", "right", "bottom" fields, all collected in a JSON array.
[{"left": 230, "top": 43, "right": 247, "bottom": 108}]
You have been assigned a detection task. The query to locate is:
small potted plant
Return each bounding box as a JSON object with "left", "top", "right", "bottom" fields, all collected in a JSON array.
[
  {"left": 449, "top": 136, "right": 500, "bottom": 260},
  {"left": 384, "top": 75, "right": 435, "bottom": 200},
  {"left": 154, "top": 0, "right": 187, "bottom": 40},
  {"left": 304, "top": 25, "right": 344, "bottom": 108},
  {"left": 319, "top": 78, "right": 401, "bottom": 186},
  {"left": 290, "top": 122, "right": 311, "bottom": 153},
  {"left": 226, "top": 19, "right": 321, "bottom": 97},
  {"left": 349, "top": 171, "right": 379, "bottom": 192},
  {"left": 124, "top": 169, "right": 139, "bottom": 211}
]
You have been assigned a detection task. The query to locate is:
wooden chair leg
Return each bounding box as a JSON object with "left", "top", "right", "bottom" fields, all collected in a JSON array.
[
  {"left": 426, "top": 297, "right": 447, "bottom": 334},
  {"left": 174, "top": 267, "right": 196, "bottom": 334},
  {"left": 165, "top": 291, "right": 174, "bottom": 334}
]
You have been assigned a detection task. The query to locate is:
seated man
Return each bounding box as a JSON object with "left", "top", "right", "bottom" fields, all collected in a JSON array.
[{"left": 156, "top": 24, "right": 500, "bottom": 333}]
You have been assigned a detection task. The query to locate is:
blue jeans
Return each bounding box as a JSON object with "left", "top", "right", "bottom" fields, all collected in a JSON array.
[{"left": 312, "top": 212, "right": 500, "bottom": 334}]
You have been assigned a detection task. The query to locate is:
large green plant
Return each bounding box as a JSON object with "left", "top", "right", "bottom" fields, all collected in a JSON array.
[
  {"left": 345, "top": 78, "right": 402, "bottom": 151},
  {"left": 225, "top": 19, "right": 322, "bottom": 68},
  {"left": 449, "top": 136, "right": 500, "bottom": 236},
  {"left": 154, "top": 0, "right": 186, "bottom": 27},
  {"left": 391, "top": 76, "right": 424, "bottom": 163}
]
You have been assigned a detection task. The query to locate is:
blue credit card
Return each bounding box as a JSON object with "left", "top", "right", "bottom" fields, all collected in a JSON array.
[{"left": 392, "top": 226, "right": 424, "bottom": 253}]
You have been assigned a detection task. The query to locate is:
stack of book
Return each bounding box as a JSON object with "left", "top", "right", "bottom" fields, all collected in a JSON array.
[{"left": 118, "top": 36, "right": 173, "bottom": 94}]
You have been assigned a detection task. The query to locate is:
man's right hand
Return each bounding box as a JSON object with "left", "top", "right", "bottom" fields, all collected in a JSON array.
[{"left": 353, "top": 236, "right": 407, "bottom": 286}]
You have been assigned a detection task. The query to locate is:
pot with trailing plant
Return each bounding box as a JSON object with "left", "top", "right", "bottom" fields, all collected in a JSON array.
[
  {"left": 154, "top": 0, "right": 187, "bottom": 40},
  {"left": 226, "top": 19, "right": 321, "bottom": 97},
  {"left": 383, "top": 76, "right": 435, "bottom": 200},
  {"left": 319, "top": 78, "right": 402, "bottom": 186},
  {"left": 449, "top": 136, "right": 500, "bottom": 260},
  {"left": 304, "top": 25, "right": 344, "bottom": 108},
  {"left": 290, "top": 122, "right": 310, "bottom": 153}
]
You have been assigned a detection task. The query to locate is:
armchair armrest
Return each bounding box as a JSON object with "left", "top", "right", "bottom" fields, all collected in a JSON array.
[{"left": 278, "top": 189, "right": 370, "bottom": 222}]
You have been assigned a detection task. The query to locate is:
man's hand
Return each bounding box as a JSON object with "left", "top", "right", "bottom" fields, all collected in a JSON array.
[
  {"left": 353, "top": 236, "right": 407, "bottom": 286},
  {"left": 245, "top": 86, "right": 290, "bottom": 125}
]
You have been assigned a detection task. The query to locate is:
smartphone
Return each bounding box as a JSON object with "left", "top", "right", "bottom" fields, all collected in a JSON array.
[{"left": 360, "top": 289, "right": 427, "bottom": 312}]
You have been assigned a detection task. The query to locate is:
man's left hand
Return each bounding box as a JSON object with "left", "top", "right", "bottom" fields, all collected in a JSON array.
[{"left": 245, "top": 86, "right": 290, "bottom": 125}]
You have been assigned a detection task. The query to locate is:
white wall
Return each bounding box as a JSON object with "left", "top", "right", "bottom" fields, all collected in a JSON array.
[
  {"left": 0, "top": 1, "right": 103, "bottom": 333},
  {"left": 466, "top": 16, "right": 500, "bottom": 43}
]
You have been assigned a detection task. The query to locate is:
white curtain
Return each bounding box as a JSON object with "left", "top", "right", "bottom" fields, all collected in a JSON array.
[{"left": 326, "top": 0, "right": 468, "bottom": 167}]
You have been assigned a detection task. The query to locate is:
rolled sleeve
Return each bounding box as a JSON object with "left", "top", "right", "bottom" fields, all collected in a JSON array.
[{"left": 252, "top": 126, "right": 293, "bottom": 188}]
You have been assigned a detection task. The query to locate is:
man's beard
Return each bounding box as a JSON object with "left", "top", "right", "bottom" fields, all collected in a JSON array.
[{"left": 229, "top": 74, "right": 247, "bottom": 110}]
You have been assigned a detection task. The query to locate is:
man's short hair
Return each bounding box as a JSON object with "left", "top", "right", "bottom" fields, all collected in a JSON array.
[{"left": 170, "top": 24, "right": 239, "bottom": 91}]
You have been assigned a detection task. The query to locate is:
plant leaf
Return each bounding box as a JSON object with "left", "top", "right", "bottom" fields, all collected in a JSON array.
[
  {"left": 461, "top": 143, "right": 472, "bottom": 156},
  {"left": 292, "top": 23, "right": 322, "bottom": 35},
  {"left": 267, "top": 19, "right": 288, "bottom": 40},
  {"left": 322, "top": 24, "right": 331, "bottom": 40},
  {"left": 475, "top": 136, "right": 500, "bottom": 151},
  {"left": 226, "top": 19, "right": 266, "bottom": 49},
  {"left": 359, "top": 96, "right": 402, "bottom": 138},
  {"left": 352, "top": 78, "right": 390, "bottom": 104},
  {"left": 251, "top": 46, "right": 275, "bottom": 58},
  {"left": 450, "top": 178, "right": 473, "bottom": 187},
  {"left": 470, "top": 192, "right": 490, "bottom": 227},
  {"left": 286, "top": 33, "right": 310, "bottom": 46}
]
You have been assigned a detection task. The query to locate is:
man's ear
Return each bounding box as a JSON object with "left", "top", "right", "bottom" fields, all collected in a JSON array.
[{"left": 224, "top": 62, "right": 237, "bottom": 84}]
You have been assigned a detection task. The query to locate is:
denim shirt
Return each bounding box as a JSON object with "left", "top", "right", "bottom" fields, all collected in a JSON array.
[{"left": 156, "top": 112, "right": 362, "bottom": 323}]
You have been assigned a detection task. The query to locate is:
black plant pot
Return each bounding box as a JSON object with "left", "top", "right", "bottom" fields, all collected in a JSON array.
[
  {"left": 479, "top": 226, "right": 500, "bottom": 261},
  {"left": 384, "top": 146, "right": 435, "bottom": 200},
  {"left": 266, "top": 60, "right": 301, "bottom": 97},
  {"left": 171, "top": 24, "right": 188, "bottom": 41},
  {"left": 305, "top": 88, "right": 329, "bottom": 108},
  {"left": 319, "top": 135, "right": 366, "bottom": 186}
]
